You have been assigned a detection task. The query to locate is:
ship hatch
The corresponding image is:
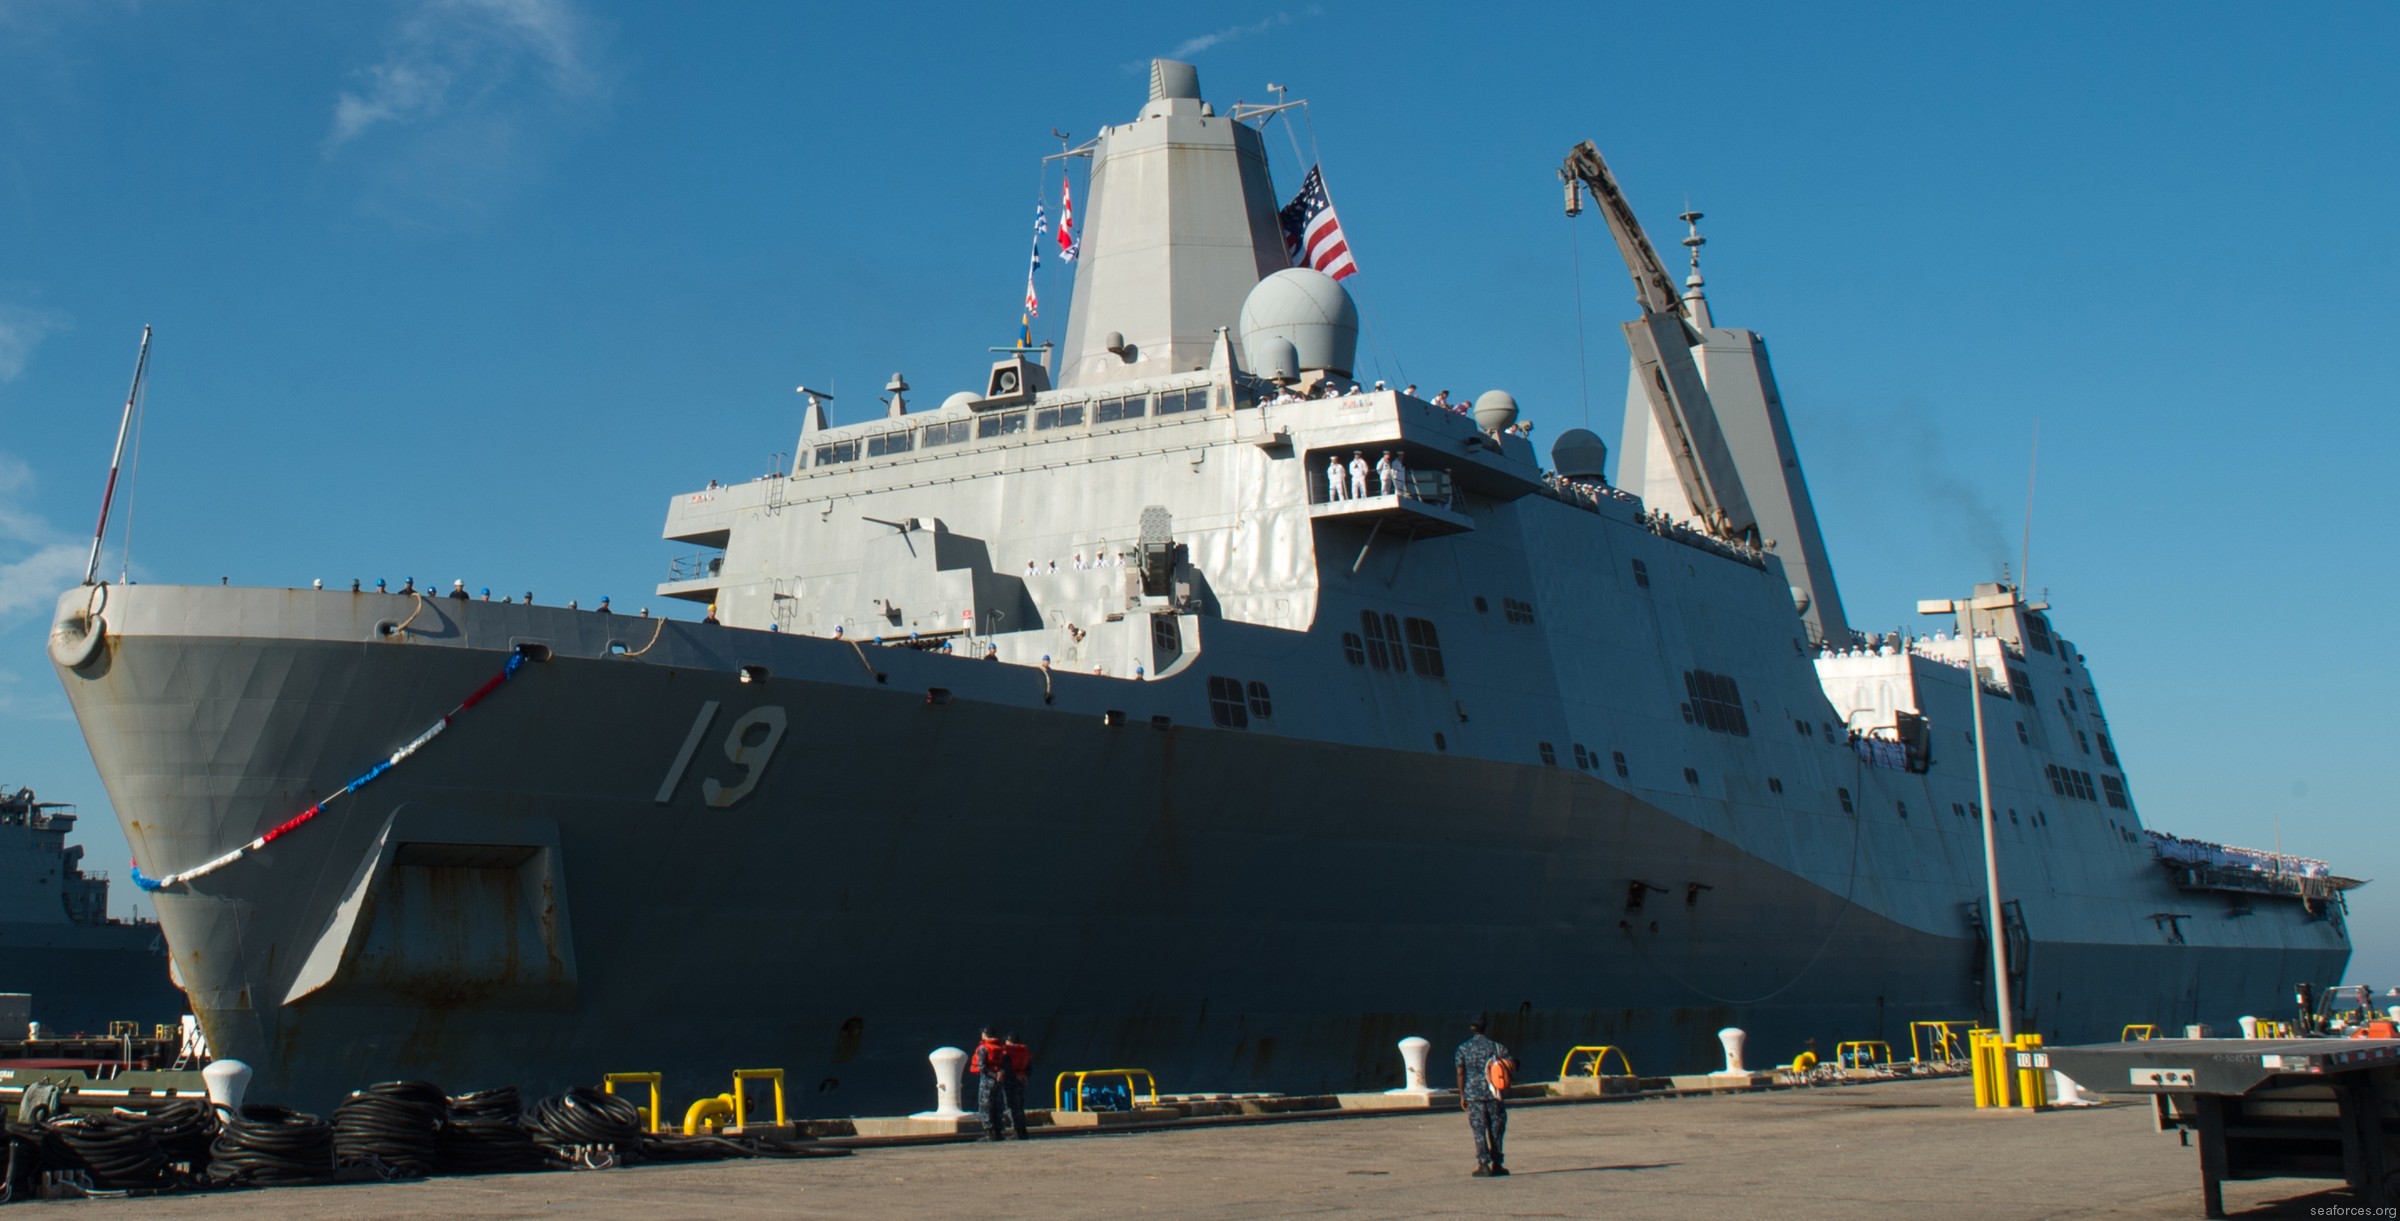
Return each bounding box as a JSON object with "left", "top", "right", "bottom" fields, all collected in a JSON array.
[{"left": 283, "top": 809, "right": 577, "bottom": 1012}]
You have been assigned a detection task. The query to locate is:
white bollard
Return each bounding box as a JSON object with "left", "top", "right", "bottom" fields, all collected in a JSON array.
[
  {"left": 2237, "top": 1015, "right": 2259, "bottom": 1039},
  {"left": 1385, "top": 1036, "right": 1434, "bottom": 1096},
  {"left": 201, "top": 1059, "right": 253, "bottom": 1112},
  {"left": 910, "top": 1046, "right": 970, "bottom": 1119},
  {"left": 2050, "top": 1071, "right": 2094, "bottom": 1106},
  {"left": 1712, "top": 1027, "right": 1749, "bottom": 1075}
]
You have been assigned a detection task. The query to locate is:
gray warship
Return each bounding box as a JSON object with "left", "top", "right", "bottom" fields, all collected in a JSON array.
[
  {"left": 0, "top": 782, "right": 179, "bottom": 1035},
  {"left": 47, "top": 61, "right": 2354, "bottom": 1112}
]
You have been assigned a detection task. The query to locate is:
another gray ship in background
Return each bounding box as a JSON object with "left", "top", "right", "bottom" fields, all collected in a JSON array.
[
  {"left": 0, "top": 782, "right": 179, "bottom": 1035},
  {"left": 47, "top": 61, "right": 2355, "bottom": 1113}
]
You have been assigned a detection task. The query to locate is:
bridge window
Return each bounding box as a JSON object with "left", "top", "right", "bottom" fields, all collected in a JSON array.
[
  {"left": 1340, "top": 632, "right": 1364, "bottom": 665},
  {"left": 1034, "top": 403, "right": 1086, "bottom": 431},
  {"left": 920, "top": 419, "right": 969, "bottom": 447},
  {"left": 1094, "top": 395, "right": 1147, "bottom": 423},
  {"left": 1246, "top": 681, "right": 1273, "bottom": 720},
  {"left": 1155, "top": 388, "right": 1203, "bottom": 415},
  {"left": 2097, "top": 733, "right": 2118, "bottom": 766},
  {"left": 1152, "top": 614, "right": 1181, "bottom": 657},
  {"left": 1402, "top": 618, "right": 1445, "bottom": 677},
  {"left": 814, "top": 438, "right": 858, "bottom": 466},
  {"left": 866, "top": 431, "right": 914, "bottom": 457},
  {"left": 1572, "top": 744, "right": 1590, "bottom": 770},
  {"left": 1539, "top": 742, "right": 1557, "bottom": 767},
  {"left": 1207, "top": 676, "right": 1248, "bottom": 729},
  {"left": 1612, "top": 750, "right": 1628, "bottom": 778},
  {"left": 1502, "top": 597, "right": 1536, "bottom": 625},
  {"left": 1682, "top": 669, "right": 1749, "bottom": 736},
  {"left": 975, "top": 410, "right": 1027, "bottom": 439}
]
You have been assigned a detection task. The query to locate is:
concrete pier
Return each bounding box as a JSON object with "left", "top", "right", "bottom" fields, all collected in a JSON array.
[{"left": 81, "top": 1078, "right": 2377, "bottom": 1218}]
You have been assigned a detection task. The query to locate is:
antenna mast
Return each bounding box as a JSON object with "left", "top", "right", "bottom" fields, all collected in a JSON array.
[{"left": 83, "top": 326, "right": 152, "bottom": 587}]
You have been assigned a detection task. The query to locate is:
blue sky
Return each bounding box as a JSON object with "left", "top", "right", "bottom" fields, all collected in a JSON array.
[{"left": 2, "top": 2, "right": 2394, "bottom": 988}]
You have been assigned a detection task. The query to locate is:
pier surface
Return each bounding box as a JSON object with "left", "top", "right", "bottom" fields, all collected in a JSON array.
[{"left": 74, "top": 1079, "right": 2364, "bottom": 1218}]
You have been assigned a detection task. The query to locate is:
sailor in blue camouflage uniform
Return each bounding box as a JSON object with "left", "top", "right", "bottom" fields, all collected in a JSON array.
[{"left": 1453, "top": 1018, "right": 1512, "bottom": 1177}]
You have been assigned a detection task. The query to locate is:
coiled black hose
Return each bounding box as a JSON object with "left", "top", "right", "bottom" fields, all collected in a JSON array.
[
  {"left": 118, "top": 1099, "right": 215, "bottom": 1174},
  {"left": 447, "top": 1086, "right": 522, "bottom": 1122},
  {"left": 523, "top": 1087, "right": 643, "bottom": 1170},
  {"left": 332, "top": 1081, "right": 447, "bottom": 1179},
  {"left": 207, "top": 1105, "right": 333, "bottom": 1187},
  {"left": 38, "top": 1113, "right": 169, "bottom": 1191},
  {"left": 439, "top": 1085, "right": 544, "bottom": 1175}
]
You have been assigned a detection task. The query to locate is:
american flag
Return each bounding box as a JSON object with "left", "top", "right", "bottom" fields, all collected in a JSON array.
[
  {"left": 1279, "top": 164, "right": 1357, "bottom": 281},
  {"left": 1058, "top": 172, "right": 1079, "bottom": 262}
]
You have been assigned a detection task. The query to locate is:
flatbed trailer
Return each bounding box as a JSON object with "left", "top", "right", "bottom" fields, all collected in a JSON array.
[{"left": 2025, "top": 1037, "right": 2399, "bottom": 1217}]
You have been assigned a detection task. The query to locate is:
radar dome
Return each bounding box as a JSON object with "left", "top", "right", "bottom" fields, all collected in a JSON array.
[
  {"left": 1472, "top": 390, "right": 1518, "bottom": 434},
  {"left": 1238, "top": 269, "right": 1358, "bottom": 378},
  {"left": 1550, "top": 428, "right": 1608, "bottom": 480},
  {"left": 940, "top": 391, "right": 979, "bottom": 414}
]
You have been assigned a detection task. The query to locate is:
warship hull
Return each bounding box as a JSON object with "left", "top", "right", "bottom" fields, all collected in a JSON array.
[{"left": 57, "top": 586, "right": 2347, "bottom": 1112}]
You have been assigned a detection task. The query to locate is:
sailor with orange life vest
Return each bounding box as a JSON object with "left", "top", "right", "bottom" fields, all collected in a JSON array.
[
  {"left": 1454, "top": 1017, "right": 1516, "bottom": 1177},
  {"left": 1000, "top": 1033, "right": 1033, "bottom": 1138},
  {"left": 970, "top": 1027, "right": 1021, "bottom": 1141}
]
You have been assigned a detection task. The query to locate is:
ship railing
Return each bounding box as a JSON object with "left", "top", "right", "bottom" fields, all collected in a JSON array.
[
  {"left": 667, "top": 552, "right": 725, "bottom": 583},
  {"left": 1053, "top": 1068, "right": 1159, "bottom": 1113},
  {"left": 2121, "top": 1024, "right": 2158, "bottom": 1041}
]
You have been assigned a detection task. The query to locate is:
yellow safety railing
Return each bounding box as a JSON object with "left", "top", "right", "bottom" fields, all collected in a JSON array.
[
  {"left": 1835, "top": 1040, "right": 1893, "bottom": 1070},
  {"left": 1557, "top": 1045, "right": 1636, "bottom": 1080},
  {"left": 603, "top": 1072, "right": 665, "bottom": 1133},
  {"left": 1909, "top": 1020, "right": 1974, "bottom": 1064},
  {"left": 2120, "top": 1024, "right": 2158, "bottom": 1041},
  {"left": 1052, "top": 1068, "right": 1159, "bottom": 1113},
  {"left": 1969, "top": 1030, "right": 2050, "bottom": 1108},
  {"left": 732, "top": 1068, "right": 787, "bottom": 1128},
  {"left": 2253, "top": 1019, "right": 2298, "bottom": 1039}
]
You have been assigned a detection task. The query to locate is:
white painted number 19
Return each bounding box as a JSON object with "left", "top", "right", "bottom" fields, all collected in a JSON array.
[{"left": 654, "top": 701, "right": 789, "bottom": 808}]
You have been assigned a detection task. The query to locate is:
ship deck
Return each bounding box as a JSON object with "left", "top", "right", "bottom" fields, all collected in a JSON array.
[{"left": 73, "top": 1077, "right": 2360, "bottom": 1219}]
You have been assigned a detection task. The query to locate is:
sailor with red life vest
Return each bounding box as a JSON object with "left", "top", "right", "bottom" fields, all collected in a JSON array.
[
  {"left": 1001, "top": 1033, "right": 1033, "bottom": 1138},
  {"left": 1454, "top": 1017, "right": 1516, "bottom": 1177},
  {"left": 970, "top": 1028, "right": 1012, "bottom": 1140}
]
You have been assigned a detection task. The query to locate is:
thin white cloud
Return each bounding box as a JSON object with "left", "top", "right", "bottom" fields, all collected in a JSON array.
[
  {"left": 328, "top": 0, "right": 599, "bottom": 150},
  {"left": 0, "top": 303, "right": 68, "bottom": 383},
  {"left": 0, "top": 451, "right": 83, "bottom": 623}
]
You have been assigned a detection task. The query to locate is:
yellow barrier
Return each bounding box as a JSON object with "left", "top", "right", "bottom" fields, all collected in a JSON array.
[
  {"left": 1835, "top": 1040, "right": 1893, "bottom": 1070},
  {"left": 1909, "top": 1020, "right": 1974, "bottom": 1064},
  {"left": 2253, "top": 1019, "right": 2297, "bottom": 1039},
  {"left": 2120, "top": 1024, "right": 2157, "bottom": 1041},
  {"left": 1557, "top": 1045, "right": 1636, "bottom": 1080},
  {"left": 732, "top": 1068, "right": 787, "bottom": 1128},
  {"left": 603, "top": 1072, "right": 665, "bottom": 1133},
  {"left": 1053, "top": 1068, "right": 1160, "bottom": 1113},
  {"left": 683, "top": 1094, "right": 736, "bottom": 1135},
  {"left": 1970, "top": 1031, "right": 2050, "bottom": 1108}
]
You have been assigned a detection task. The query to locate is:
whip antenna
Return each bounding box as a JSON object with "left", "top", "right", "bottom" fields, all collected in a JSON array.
[{"left": 83, "top": 325, "right": 152, "bottom": 586}]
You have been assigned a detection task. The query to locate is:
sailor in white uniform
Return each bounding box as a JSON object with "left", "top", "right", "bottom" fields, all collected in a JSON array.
[
  {"left": 1326, "top": 454, "right": 1347, "bottom": 502},
  {"left": 1349, "top": 452, "right": 1369, "bottom": 500},
  {"left": 1375, "top": 451, "right": 1395, "bottom": 496}
]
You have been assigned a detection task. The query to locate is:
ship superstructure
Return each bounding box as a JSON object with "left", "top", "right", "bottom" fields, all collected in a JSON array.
[
  {"left": 49, "top": 62, "right": 2351, "bottom": 1111},
  {"left": 0, "top": 783, "right": 179, "bottom": 1033}
]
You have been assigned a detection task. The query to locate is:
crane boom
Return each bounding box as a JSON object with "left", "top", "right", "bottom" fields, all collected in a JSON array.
[{"left": 1561, "top": 142, "right": 1755, "bottom": 539}]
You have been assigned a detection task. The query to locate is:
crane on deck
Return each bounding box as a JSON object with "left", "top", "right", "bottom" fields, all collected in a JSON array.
[{"left": 1561, "top": 141, "right": 1755, "bottom": 542}]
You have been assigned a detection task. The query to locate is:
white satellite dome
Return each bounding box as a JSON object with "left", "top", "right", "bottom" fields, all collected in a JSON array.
[{"left": 1238, "top": 269, "right": 1358, "bottom": 378}]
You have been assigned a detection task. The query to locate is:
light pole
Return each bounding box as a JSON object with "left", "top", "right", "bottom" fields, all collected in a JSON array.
[{"left": 1920, "top": 589, "right": 2023, "bottom": 1094}]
